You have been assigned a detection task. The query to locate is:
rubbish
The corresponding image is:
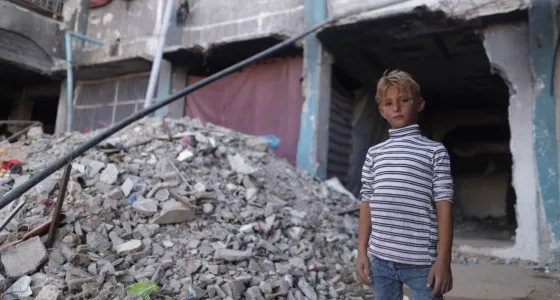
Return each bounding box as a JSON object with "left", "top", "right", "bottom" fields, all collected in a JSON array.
[
  {"left": 0, "top": 117, "right": 361, "bottom": 299},
  {"left": 0, "top": 160, "right": 23, "bottom": 174},
  {"left": 126, "top": 281, "right": 160, "bottom": 300},
  {"left": 246, "top": 137, "right": 269, "bottom": 152},
  {"left": 262, "top": 135, "right": 281, "bottom": 150}
]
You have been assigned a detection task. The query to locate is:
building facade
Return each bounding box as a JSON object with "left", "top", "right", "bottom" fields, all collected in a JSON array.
[{"left": 1, "top": 0, "right": 559, "bottom": 264}]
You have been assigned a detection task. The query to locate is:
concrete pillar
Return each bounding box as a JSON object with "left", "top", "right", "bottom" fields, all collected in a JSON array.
[
  {"left": 482, "top": 23, "right": 540, "bottom": 262},
  {"left": 296, "top": 0, "right": 332, "bottom": 179},
  {"left": 154, "top": 59, "right": 173, "bottom": 117},
  {"left": 55, "top": 80, "right": 68, "bottom": 135},
  {"left": 529, "top": 0, "right": 560, "bottom": 261}
]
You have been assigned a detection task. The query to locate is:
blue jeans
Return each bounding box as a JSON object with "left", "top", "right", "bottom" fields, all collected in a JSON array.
[{"left": 370, "top": 255, "right": 443, "bottom": 300}]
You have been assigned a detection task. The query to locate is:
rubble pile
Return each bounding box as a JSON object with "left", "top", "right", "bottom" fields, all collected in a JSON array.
[{"left": 0, "top": 118, "right": 363, "bottom": 300}]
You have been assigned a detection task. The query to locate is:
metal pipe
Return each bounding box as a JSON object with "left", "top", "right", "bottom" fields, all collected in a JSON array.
[
  {"left": 65, "top": 33, "right": 73, "bottom": 132},
  {"left": 143, "top": 0, "right": 175, "bottom": 109},
  {"left": 0, "top": 5, "right": 382, "bottom": 213},
  {"left": 45, "top": 163, "right": 72, "bottom": 248},
  {"left": 64, "top": 33, "right": 104, "bottom": 132}
]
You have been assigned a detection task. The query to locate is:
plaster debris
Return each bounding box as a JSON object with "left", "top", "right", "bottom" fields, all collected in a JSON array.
[{"left": 0, "top": 117, "right": 363, "bottom": 299}]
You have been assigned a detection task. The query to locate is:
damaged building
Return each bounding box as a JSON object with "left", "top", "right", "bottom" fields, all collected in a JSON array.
[{"left": 1, "top": 0, "right": 560, "bottom": 266}]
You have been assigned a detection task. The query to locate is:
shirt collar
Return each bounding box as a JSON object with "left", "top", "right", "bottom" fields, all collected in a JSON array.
[{"left": 388, "top": 124, "right": 421, "bottom": 139}]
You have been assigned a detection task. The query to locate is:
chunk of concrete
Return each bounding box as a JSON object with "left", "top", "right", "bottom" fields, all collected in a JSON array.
[
  {"left": 116, "top": 240, "right": 142, "bottom": 255},
  {"left": 221, "top": 280, "right": 246, "bottom": 300},
  {"left": 152, "top": 200, "right": 194, "bottom": 225},
  {"left": 121, "top": 178, "right": 134, "bottom": 197},
  {"left": 35, "top": 284, "right": 61, "bottom": 300},
  {"left": 214, "top": 248, "right": 252, "bottom": 262},
  {"left": 246, "top": 286, "right": 265, "bottom": 300},
  {"left": 86, "top": 232, "right": 111, "bottom": 252},
  {"left": 100, "top": 163, "right": 119, "bottom": 185},
  {"left": 132, "top": 199, "right": 158, "bottom": 216},
  {"left": 88, "top": 160, "right": 105, "bottom": 177},
  {"left": 0, "top": 237, "right": 47, "bottom": 278}
]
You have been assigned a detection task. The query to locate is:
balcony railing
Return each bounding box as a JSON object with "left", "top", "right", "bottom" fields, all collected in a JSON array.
[{"left": 7, "top": 0, "right": 62, "bottom": 18}]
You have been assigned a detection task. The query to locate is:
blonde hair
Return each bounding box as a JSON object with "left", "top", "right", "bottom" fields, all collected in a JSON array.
[{"left": 375, "top": 70, "right": 421, "bottom": 103}]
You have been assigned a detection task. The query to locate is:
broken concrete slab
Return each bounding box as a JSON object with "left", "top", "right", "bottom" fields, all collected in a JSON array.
[
  {"left": 222, "top": 280, "right": 246, "bottom": 300},
  {"left": 1, "top": 237, "right": 47, "bottom": 278},
  {"left": 151, "top": 200, "right": 194, "bottom": 225},
  {"left": 116, "top": 240, "right": 142, "bottom": 255},
  {"left": 121, "top": 178, "right": 134, "bottom": 197}
]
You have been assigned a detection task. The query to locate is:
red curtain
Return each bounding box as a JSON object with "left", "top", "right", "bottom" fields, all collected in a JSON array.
[{"left": 185, "top": 57, "right": 304, "bottom": 164}]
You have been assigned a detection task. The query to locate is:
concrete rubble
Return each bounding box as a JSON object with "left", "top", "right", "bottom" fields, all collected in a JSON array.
[{"left": 0, "top": 117, "right": 364, "bottom": 299}]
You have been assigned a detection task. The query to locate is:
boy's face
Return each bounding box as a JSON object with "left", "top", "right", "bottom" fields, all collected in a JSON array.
[{"left": 378, "top": 87, "right": 424, "bottom": 129}]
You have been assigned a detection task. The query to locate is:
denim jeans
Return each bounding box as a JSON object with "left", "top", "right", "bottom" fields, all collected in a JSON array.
[{"left": 370, "top": 255, "right": 443, "bottom": 300}]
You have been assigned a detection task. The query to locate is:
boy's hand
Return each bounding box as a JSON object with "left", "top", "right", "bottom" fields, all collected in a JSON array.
[
  {"left": 355, "top": 254, "right": 372, "bottom": 286},
  {"left": 427, "top": 259, "right": 453, "bottom": 296}
]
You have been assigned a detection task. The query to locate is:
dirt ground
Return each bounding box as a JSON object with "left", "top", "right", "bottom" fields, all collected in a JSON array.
[{"left": 402, "top": 263, "right": 560, "bottom": 300}]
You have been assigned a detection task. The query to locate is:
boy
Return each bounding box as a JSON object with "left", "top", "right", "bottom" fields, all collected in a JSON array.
[{"left": 355, "top": 70, "right": 454, "bottom": 299}]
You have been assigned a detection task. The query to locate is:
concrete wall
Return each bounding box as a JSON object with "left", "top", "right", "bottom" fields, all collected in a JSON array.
[
  {"left": 66, "top": 0, "right": 304, "bottom": 68},
  {"left": 0, "top": 1, "right": 65, "bottom": 73}
]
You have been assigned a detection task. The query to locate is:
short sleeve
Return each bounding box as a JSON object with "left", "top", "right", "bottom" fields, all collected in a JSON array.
[
  {"left": 433, "top": 145, "right": 454, "bottom": 202},
  {"left": 360, "top": 149, "right": 375, "bottom": 202}
]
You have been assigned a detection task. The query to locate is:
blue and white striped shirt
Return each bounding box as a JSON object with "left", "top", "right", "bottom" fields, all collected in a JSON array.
[{"left": 361, "top": 124, "right": 454, "bottom": 265}]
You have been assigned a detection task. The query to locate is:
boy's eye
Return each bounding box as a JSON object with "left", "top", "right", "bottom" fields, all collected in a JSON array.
[
  {"left": 400, "top": 98, "right": 409, "bottom": 103},
  {"left": 385, "top": 102, "right": 392, "bottom": 107}
]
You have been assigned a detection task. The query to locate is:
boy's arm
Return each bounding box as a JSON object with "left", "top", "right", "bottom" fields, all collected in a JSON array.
[
  {"left": 356, "top": 150, "right": 375, "bottom": 285},
  {"left": 429, "top": 145, "right": 454, "bottom": 296}
]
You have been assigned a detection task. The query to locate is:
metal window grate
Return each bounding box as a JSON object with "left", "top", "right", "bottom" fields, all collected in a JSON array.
[{"left": 8, "top": 0, "right": 62, "bottom": 17}]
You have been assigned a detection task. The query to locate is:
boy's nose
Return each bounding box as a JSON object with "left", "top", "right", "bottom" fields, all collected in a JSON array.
[{"left": 393, "top": 102, "right": 401, "bottom": 112}]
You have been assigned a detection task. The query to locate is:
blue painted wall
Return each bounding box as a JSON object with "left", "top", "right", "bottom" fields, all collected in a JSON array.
[
  {"left": 529, "top": 0, "right": 560, "bottom": 258},
  {"left": 296, "top": 0, "right": 328, "bottom": 177}
]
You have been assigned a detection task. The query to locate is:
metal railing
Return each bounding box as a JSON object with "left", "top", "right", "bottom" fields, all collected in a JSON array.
[{"left": 8, "top": 0, "right": 62, "bottom": 18}]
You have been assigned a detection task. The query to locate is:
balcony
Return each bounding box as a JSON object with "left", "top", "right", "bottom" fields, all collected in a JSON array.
[{"left": 6, "top": 0, "right": 62, "bottom": 19}]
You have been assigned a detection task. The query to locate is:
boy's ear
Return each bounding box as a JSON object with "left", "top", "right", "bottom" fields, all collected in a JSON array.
[{"left": 418, "top": 98, "right": 425, "bottom": 112}]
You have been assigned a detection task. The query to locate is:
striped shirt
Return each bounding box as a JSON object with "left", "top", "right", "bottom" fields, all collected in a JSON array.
[{"left": 361, "top": 124, "right": 453, "bottom": 265}]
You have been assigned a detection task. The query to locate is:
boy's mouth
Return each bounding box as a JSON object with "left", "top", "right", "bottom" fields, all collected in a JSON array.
[{"left": 393, "top": 115, "right": 404, "bottom": 120}]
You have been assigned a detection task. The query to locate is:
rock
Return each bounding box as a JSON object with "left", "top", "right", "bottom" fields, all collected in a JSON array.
[
  {"left": 162, "top": 240, "right": 174, "bottom": 248},
  {"left": 246, "top": 137, "right": 269, "bottom": 152},
  {"left": 155, "top": 188, "right": 170, "bottom": 201},
  {"left": 246, "top": 286, "right": 265, "bottom": 300},
  {"left": 214, "top": 249, "right": 252, "bottom": 262},
  {"left": 116, "top": 240, "right": 142, "bottom": 255},
  {"left": 86, "top": 232, "right": 111, "bottom": 252},
  {"left": 187, "top": 239, "right": 200, "bottom": 249},
  {"left": 298, "top": 279, "right": 317, "bottom": 300},
  {"left": 121, "top": 178, "right": 134, "bottom": 197},
  {"left": 0, "top": 237, "right": 47, "bottom": 278},
  {"left": 221, "top": 280, "right": 246, "bottom": 300},
  {"left": 35, "top": 285, "right": 61, "bottom": 300},
  {"left": 132, "top": 199, "right": 158, "bottom": 216},
  {"left": 152, "top": 200, "right": 194, "bottom": 225},
  {"left": 100, "top": 163, "right": 119, "bottom": 185},
  {"left": 152, "top": 243, "right": 164, "bottom": 256},
  {"left": 259, "top": 281, "right": 272, "bottom": 294},
  {"left": 183, "top": 258, "right": 202, "bottom": 275},
  {"left": 27, "top": 126, "right": 44, "bottom": 140},
  {"left": 202, "top": 203, "right": 215, "bottom": 214}
]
